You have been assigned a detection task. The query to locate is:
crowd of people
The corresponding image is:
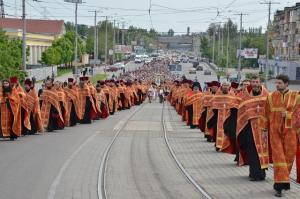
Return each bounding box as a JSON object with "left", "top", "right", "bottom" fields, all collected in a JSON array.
[
  {"left": 2, "top": 57, "right": 300, "bottom": 197},
  {"left": 169, "top": 74, "right": 300, "bottom": 197},
  {"left": 0, "top": 64, "right": 157, "bottom": 141}
]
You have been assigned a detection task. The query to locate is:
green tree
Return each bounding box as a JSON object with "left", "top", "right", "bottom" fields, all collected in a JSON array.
[
  {"left": 200, "top": 37, "right": 211, "bottom": 58},
  {"left": 126, "top": 26, "right": 158, "bottom": 52},
  {"left": 41, "top": 30, "right": 86, "bottom": 67},
  {"left": 0, "top": 28, "right": 26, "bottom": 80},
  {"left": 65, "top": 22, "right": 74, "bottom": 32},
  {"left": 41, "top": 47, "right": 61, "bottom": 66},
  {"left": 167, "top": 29, "right": 175, "bottom": 36},
  {"left": 97, "top": 20, "right": 113, "bottom": 60},
  {"left": 242, "top": 33, "right": 266, "bottom": 68},
  {"left": 86, "top": 27, "right": 95, "bottom": 55},
  {"left": 201, "top": 19, "right": 269, "bottom": 70}
]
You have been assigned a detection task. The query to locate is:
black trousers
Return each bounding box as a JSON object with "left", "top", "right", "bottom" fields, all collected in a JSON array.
[{"left": 239, "top": 122, "right": 266, "bottom": 180}]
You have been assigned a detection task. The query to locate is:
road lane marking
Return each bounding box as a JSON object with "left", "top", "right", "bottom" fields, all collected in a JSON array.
[{"left": 47, "top": 133, "right": 98, "bottom": 199}]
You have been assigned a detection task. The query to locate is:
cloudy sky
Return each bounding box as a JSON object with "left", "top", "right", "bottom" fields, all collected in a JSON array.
[{"left": 3, "top": 0, "right": 299, "bottom": 33}]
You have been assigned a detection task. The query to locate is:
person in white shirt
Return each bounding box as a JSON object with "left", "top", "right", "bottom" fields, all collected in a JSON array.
[{"left": 148, "top": 84, "right": 155, "bottom": 103}]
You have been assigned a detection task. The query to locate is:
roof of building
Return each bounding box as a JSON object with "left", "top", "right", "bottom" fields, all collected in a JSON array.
[
  {"left": 275, "top": 3, "right": 300, "bottom": 15},
  {"left": 0, "top": 18, "right": 64, "bottom": 35}
]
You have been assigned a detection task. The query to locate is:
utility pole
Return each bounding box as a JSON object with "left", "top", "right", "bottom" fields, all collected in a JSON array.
[
  {"left": 74, "top": 2, "right": 78, "bottom": 76},
  {"left": 218, "top": 25, "right": 221, "bottom": 58},
  {"left": 65, "top": 0, "right": 82, "bottom": 79},
  {"left": 0, "top": 0, "right": 4, "bottom": 18},
  {"left": 105, "top": 16, "right": 108, "bottom": 65},
  {"left": 117, "top": 22, "right": 120, "bottom": 44},
  {"left": 113, "top": 20, "right": 116, "bottom": 64},
  {"left": 122, "top": 22, "right": 125, "bottom": 45},
  {"left": 234, "top": 13, "right": 248, "bottom": 83},
  {"left": 94, "top": 11, "right": 97, "bottom": 66},
  {"left": 22, "top": 0, "right": 26, "bottom": 70},
  {"left": 226, "top": 20, "right": 230, "bottom": 74},
  {"left": 212, "top": 27, "right": 215, "bottom": 63},
  {"left": 221, "top": 26, "right": 224, "bottom": 55},
  {"left": 260, "top": 1, "right": 280, "bottom": 87},
  {"left": 89, "top": 10, "right": 99, "bottom": 67},
  {"left": 96, "top": 25, "right": 98, "bottom": 61}
]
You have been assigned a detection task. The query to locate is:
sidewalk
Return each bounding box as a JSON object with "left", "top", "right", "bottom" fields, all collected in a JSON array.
[{"left": 165, "top": 103, "right": 300, "bottom": 199}]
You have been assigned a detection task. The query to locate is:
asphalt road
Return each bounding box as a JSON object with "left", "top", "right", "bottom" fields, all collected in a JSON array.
[
  {"left": 0, "top": 99, "right": 202, "bottom": 199},
  {"left": 105, "top": 103, "right": 201, "bottom": 199},
  {"left": 0, "top": 106, "right": 135, "bottom": 199}
]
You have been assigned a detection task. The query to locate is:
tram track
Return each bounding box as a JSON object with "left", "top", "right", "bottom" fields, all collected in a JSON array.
[
  {"left": 162, "top": 103, "right": 213, "bottom": 199},
  {"left": 97, "top": 104, "right": 145, "bottom": 199}
]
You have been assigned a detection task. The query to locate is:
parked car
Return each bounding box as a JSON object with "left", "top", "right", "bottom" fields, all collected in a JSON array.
[
  {"left": 134, "top": 58, "right": 142, "bottom": 63},
  {"left": 188, "top": 56, "right": 196, "bottom": 62},
  {"left": 113, "top": 62, "right": 125, "bottom": 70},
  {"left": 175, "top": 59, "right": 181, "bottom": 64},
  {"left": 192, "top": 61, "right": 200, "bottom": 68},
  {"left": 196, "top": 65, "right": 203, "bottom": 71},
  {"left": 181, "top": 57, "right": 189, "bottom": 63},
  {"left": 229, "top": 73, "right": 239, "bottom": 82},
  {"left": 105, "top": 65, "right": 118, "bottom": 72},
  {"left": 204, "top": 69, "right": 212, "bottom": 75},
  {"left": 189, "top": 68, "right": 197, "bottom": 74},
  {"left": 145, "top": 58, "right": 152, "bottom": 64}
]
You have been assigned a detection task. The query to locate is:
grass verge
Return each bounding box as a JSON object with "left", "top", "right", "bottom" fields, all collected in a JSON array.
[
  {"left": 57, "top": 67, "right": 72, "bottom": 77},
  {"left": 91, "top": 73, "right": 108, "bottom": 84}
]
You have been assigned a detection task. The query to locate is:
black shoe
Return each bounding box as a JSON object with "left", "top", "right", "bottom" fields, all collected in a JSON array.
[
  {"left": 275, "top": 190, "right": 282, "bottom": 197},
  {"left": 250, "top": 177, "right": 265, "bottom": 181}
]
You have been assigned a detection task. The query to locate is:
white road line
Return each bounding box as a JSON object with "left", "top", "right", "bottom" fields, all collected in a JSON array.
[
  {"left": 47, "top": 133, "right": 98, "bottom": 199},
  {"left": 97, "top": 105, "right": 143, "bottom": 199}
]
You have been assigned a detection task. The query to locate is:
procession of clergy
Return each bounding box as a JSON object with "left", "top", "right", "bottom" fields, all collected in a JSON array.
[
  {"left": 169, "top": 74, "right": 300, "bottom": 197},
  {"left": 1, "top": 58, "right": 300, "bottom": 197},
  {"left": 0, "top": 73, "right": 149, "bottom": 140}
]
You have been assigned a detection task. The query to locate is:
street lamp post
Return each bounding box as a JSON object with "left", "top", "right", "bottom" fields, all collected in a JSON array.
[
  {"left": 113, "top": 20, "right": 115, "bottom": 64},
  {"left": 226, "top": 21, "right": 230, "bottom": 75},
  {"left": 75, "top": 2, "right": 78, "bottom": 76},
  {"left": 105, "top": 16, "right": 108, "bottom": 65},
  {"left": 22, "top": 0, "right": 26, "bottom": 70},
  {"left": 212, "top": 28, "right": 215, "bottom": 63},
  {"left": 64, "top": 0, "right": 82, "bottom": 80}
]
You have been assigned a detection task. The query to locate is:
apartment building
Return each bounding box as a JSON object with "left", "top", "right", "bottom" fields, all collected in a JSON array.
[{"left": 272, "top": 3, "right": 300, "bottom": 61}]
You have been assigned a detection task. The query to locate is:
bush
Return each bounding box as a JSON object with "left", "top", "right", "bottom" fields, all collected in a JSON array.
[{"left": 216, "top": 71, "right": 226, "bottom": 77}]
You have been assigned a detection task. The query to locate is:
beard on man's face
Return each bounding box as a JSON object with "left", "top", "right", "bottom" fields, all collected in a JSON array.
[
  {"left": 3, "top": 86, "right": 11, "bottom": 93},
  {"left": 25, "top": 87, "right": 31, "bottom": 92},
  {"left": 46, "top": 85, "right": 52, "bottom": 89}
]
